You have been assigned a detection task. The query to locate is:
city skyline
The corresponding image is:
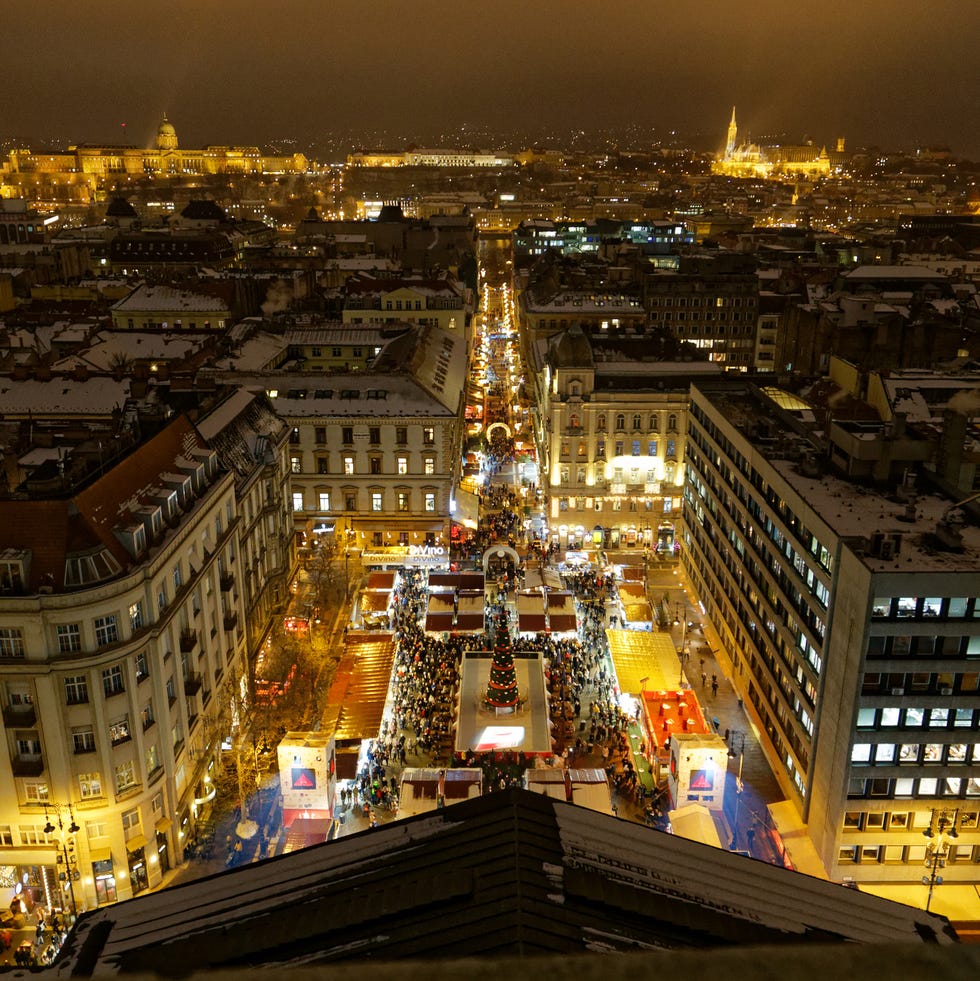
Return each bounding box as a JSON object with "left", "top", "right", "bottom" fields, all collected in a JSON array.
[{"left": 3, "top": 1, "right": 978, "bottom": 158}]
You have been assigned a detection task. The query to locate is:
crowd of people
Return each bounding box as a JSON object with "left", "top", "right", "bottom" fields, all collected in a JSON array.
[{"left": 335, "top": 503, "right": 660, "bottom": 830}]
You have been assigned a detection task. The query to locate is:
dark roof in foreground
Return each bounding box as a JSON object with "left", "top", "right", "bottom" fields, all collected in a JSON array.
[{"left": 55, "top": 790, "right": 955, "bottom": 977}]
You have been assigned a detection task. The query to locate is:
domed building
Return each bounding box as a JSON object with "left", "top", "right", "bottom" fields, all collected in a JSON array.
[
  {"left": 0, "top": 113, "right": 309, "bottom": 205},
  {"left": 156, "top": 112, "right": 179, "bottom": 151}
]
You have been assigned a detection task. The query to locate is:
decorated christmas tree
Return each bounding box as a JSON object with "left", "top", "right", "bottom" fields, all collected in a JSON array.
[{"left": 486, "top": 643, "right": 519, "bottom": 708}]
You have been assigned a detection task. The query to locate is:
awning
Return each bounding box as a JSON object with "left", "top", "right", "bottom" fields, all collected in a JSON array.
[
  {"left": 89, "top": 847, "right": 113, "bottom": 863},
  {"left": 282, "top": 808, "right": 332, "bottom": 830},
  {"left": 154, "top": 817, "right": 172, "bottom": 834},
  {"left": 125, "top": 834, "right": 147, "bottom": 852},
  {"left": 518, "top": 613, "right": 547, "bottom": 633},
  {"left": 548, "top": 614, "right": 578, "bottom": 633}
]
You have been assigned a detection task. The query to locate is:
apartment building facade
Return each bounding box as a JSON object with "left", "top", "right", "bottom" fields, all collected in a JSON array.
[
  {"left": 0, "top": 417, "right": 247, "bottom": 911},
  {"left": 535, "top": 325, "right": 721, "bottom": 550}
]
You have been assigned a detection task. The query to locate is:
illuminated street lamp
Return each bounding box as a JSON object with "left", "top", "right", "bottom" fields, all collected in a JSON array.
[
  {"left": 922, "top": 807, "right": 959, "bottom": 912},
  {"left": 43, "top": 802, "right": 80, "bottom": 922},
  {"left": 728, "top": 731, "right": 745, "bottom": 850}
]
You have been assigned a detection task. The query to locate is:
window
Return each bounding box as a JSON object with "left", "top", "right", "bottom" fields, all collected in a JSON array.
[
  {"left": 122, "top": 807, "right": 141, "bottom": 838},
  {"left": 57, "top": 623, "right": 82, "bottom": 653},
  {"left": 64, "top": 675, "right": 89, "bottom": 705},
  {"left": 369, "top": 456, "right": 382, "bottom": 475},
  {"left": 369, "top": 427, "right": 381, "bottom": 445},
  {"left": 102, "top": 665, "right": 124, "bottom": 697},
  {"left": 0, "top": 627, "right": 25, "bottom": 657},
  {"left": 318, "top": 492, "right": 331, "bottom": 511},
  {"left": 129, "top": 601, "right": 144, "bottom": 632},
  {"left": 158, "top": 587, "right": 167, "bottom": 612},
  {"left": 115, "top": 759, "right": 137, "bottom": 793},
  {"left": 345, "top": 493, "right": 357, "bottom": 511},
  {"left": 395, "top": 427, "right": 408, "bottom": 445},
  {"left": 397, "top": 492, "right": 410, "bottom": 512},
  {"left": 290, "top": 456, "right": 302, "bottom": 474},
  {"left": 23, "top": 782, "right": 49, "bottom": 804},
  {"left": 342, "top": 426, "right": 353, "bottom": 445},
  {"left": 292, "top": 492, "right": 304, "bottom": 512},
  {"left": 109, "top": 717, "right": 132, "bottom": 745},
  {"left": 141, "top": 700, "right": 155, "bottom": 730},
  {"left": 424, "top": 457, "right": 435, "bottom": 475},
  {"left": 425, "top": 492, "right": 436, "bottom": 512},
  {"left": 649, "top": 414, "right": 659, "bottom": 431},
  {"left": 423, "top": 427, "right": 435, "bottom": 445},
  {"left": 632, "top": 414, "right": 642, "bottom": 431},
  {"left": 371, "top": 492, "right": 383, "bottom": 512},
  {"left": 396, "top": 456, "right": 409, "bottom": 475},
  {"left": 72, "top": 727, "right": 96, "bottom": 754},
  {"left": 314, "top": 427, "right": 326, "bottom": 444},
  {"left": 317, "top": 457, "right": 328, "bottom": 474},
  {"left": 94, "top": 615, "right": 118, "bottom": 647},
  {"left": 343, "top": 456, "right": 354, "bottom": 475},
  {"left": 597, "top": 414, "right": 606, "bottom": 431},
  {"left": 880, "top": 707, "right": 900, "bottom": 726},
  {"left": 145, "top": 744, "right": 160, "bottom": 775},
  {"left": 289, "top": 427, "right": 300, "bottom": 445},
  {"left": 615, "top": 414, "right": 625, "bottom": 431}
]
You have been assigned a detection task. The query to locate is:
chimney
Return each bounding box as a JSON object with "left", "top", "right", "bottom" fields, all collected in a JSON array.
[{"left": 938, "top": 409, "right": 968, "bottom": 489}]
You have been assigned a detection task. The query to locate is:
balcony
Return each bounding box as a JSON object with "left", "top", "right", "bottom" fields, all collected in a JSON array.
[
  {"left": 2, "top": 704, "right": 36, "bottom": 727},
  {"left": 565, "top": 425, "right": 584, "bottom": 436},
  {"left": 223, "top": 612, "right": 238, "bottom": 632},
  {"left": 219, "top": 572, "right": 235, "bottom": 592},
  {"left": 179, "top": 629, "right": 198, "bottom": 654},
  {"left": 11, "top": 754, "right": 44, "bottom": 777},
  {"left": 183, "top": 672, "right": 203, "bottom": 696}
]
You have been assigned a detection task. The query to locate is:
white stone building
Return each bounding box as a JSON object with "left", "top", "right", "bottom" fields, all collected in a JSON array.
[{"left": 0, "top": 397, "right": 293, "bottom": 914}]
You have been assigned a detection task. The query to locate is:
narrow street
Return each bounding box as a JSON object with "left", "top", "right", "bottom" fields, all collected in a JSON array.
[{"left": 167, "top": 235, "right": 787, "bottom": 889}]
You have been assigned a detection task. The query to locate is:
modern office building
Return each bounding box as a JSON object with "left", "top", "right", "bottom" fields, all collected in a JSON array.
[
  {"left": 682, "top": 379, "right": 980, "bottom": 892},
  {"left": 643, "top": 254, "right": 760, "bottom": 369}
]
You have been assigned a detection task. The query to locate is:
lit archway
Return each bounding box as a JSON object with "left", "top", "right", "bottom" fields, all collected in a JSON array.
[{"left": 483, "top": 544, "right": 521, "bottom": 574}]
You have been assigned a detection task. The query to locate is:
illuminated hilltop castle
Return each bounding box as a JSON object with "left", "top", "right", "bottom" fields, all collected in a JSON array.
[
  {"left": 711, "top": 106, "right": 835, "bottom": 179},
  {"left": 1, "top": 114, "right": 309, "bottom": 205}
]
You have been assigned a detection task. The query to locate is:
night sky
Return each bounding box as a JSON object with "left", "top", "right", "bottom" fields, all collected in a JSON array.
[{"left": 4, "top": 0, "right": 977, "bottom": 156}]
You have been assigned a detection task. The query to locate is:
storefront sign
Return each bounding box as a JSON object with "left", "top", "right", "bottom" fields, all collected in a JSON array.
[{"left": 361, "top": 546, "right": 450, "bottom": 568}]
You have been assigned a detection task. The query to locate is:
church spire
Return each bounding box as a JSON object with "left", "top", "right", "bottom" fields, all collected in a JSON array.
[{"left": 725, "top": 106, "right": 738, "bottom": 158}]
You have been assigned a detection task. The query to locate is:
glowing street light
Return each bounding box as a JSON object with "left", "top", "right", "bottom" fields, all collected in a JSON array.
[{"left": 43, "top": 802, "right": 80, "bottom": 922}]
